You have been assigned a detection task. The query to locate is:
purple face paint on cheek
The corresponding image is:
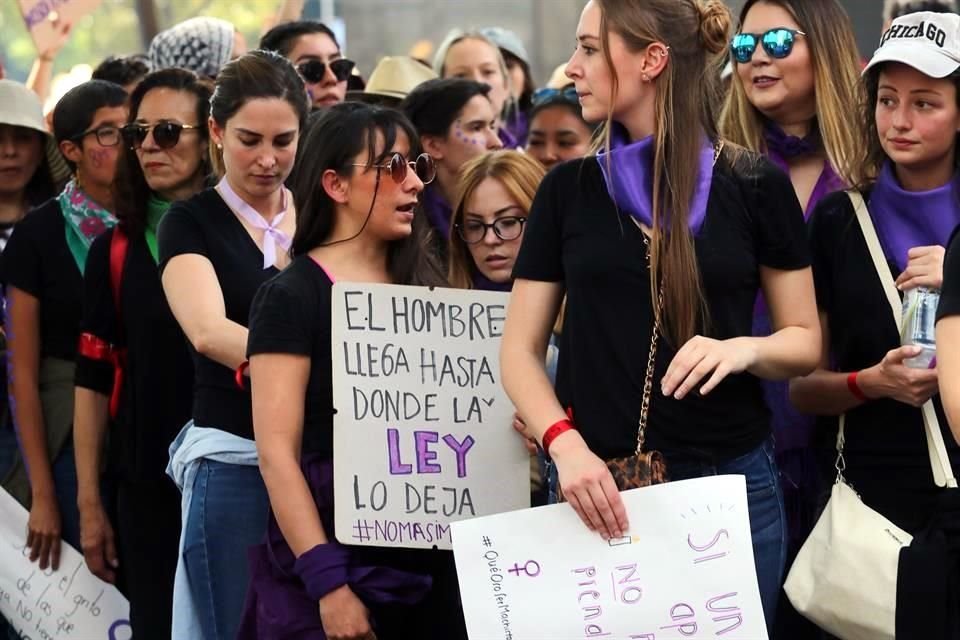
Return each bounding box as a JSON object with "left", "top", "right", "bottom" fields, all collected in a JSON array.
[
  {"left": 89, "top": 148, "right": 110, "bottom": 170},
  {"left": 454, "top": 121, "right": 484, "bottom": 146}
]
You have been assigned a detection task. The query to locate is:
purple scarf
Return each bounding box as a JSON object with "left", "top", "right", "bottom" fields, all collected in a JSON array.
[
  {"left": 870, "top": 161, "right": 960, "bottom": 272},
  {"left": 763, "top": 122, "right": 845, "bottom": 218},
  {"left": 596, "top": 124, "right": 715, "bottom": 234},
  {"left": 422, "top": 184, "right": 453, "bottom": 241}
]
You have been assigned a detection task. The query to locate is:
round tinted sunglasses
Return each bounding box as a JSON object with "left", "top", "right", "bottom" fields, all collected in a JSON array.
[
  {"left": 730, "top": 28, "right": 806, "bottom": 64},
  {"left": 531, "top": 86, "right": 579, "bottom": 106},
  {"left": 121, "top": 122, "right": 201, "bottom": 150},
  {"left": 297, "top": 58, "right": 355, "bottom": 84},
  {"left": 351, "top": 152, "right": 436, "bottom": 185}
]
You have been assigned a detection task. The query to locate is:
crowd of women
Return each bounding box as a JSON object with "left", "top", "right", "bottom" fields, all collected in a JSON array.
[{"left": 2, "top": 0, "right": 960, "bottom": 637}]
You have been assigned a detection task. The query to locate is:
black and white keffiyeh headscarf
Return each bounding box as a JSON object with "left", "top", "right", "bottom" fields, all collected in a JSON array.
[{"left": 148, "top": 17, "right": 235, "bottom": 79}]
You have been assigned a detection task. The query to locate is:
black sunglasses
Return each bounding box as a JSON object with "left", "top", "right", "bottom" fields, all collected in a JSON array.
[
  {"left": 351, "top": 152, "right": 436, "bottom": 185},
  {"left": 456, "top": 216, "right": 527, "bottom": 244},
  {"left": 730, "top": 28, "right": 806, "bottom": 64},
  {"left": 121, "top": 122, "right": 202, "bottom": 150},
  {"left": 531, "top": 86, "right": 579, "bottom": 107},
  {"left": 297, "top": 58, "right": 355, "bottom": 84}
]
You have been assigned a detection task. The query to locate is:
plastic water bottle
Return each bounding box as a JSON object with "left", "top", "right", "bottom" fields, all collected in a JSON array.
[{"left": 901, "top": 287, "right": 939, "bottom": 369}]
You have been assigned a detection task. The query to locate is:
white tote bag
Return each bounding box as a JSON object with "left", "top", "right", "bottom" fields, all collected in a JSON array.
[{"left": 783, "top": 190, "right": 958, "bottom": 640}]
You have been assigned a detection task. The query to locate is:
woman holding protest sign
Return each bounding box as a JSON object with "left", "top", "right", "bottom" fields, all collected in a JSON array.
[
  {"left": 158, "top": 50, "right": 307, "bottom": 640},
  {"left": 238, "top": 102, "right": 466, "bottom": 639},
  {"left": 500, "top": 0, "right": 820, "bottom": 629}
]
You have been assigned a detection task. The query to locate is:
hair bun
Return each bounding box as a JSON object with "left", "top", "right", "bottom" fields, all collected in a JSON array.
[{"left": 697, "top": 0, "right": 732, "bottom": 56}]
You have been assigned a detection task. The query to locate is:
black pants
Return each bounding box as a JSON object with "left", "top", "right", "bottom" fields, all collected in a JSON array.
[{"left": 115, "top": 478, "right": 181, "bottom": 640}]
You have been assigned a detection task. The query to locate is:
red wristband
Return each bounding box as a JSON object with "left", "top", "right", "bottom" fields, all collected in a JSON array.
[
  {"left": 235, "top": 360, "right": 250, "bottom": 390},
  {"left": 847, "top": 371, "right": 868, "bottom": 402},
  {"left": 542, "top": 418, "right": 576, "bottom": 457}
]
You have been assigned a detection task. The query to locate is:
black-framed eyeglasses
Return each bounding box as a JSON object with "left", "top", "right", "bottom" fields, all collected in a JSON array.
[
  {"left": 730, "top": 28, "right": 806, "bottom": 64},
  {"left": 72, "top": 125, "right": 121, "bottom": 147},
  {"left": 456, "top": 216, "right": 527, "bottom": 244},
  {"left": 351, "top": 152, "right": 436, "bottom": 185},
  {"left": 121, "top": 122, "right": 202, "bottom": 150},
  {"left": 531, "top": 86, "right": 578, "bottom": 107},
  {"left": 297, "top": 58, "right": 355, "bottom": 84}
]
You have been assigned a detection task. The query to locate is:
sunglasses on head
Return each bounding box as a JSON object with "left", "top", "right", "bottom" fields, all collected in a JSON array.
[
  {"left": 351, "top": 152, "right": 436, "bottom": 185},
  {"left": 730, "top": 28, "right": 806, "bottom": 64},
  {"left": 531, "top": 86, "right": 579, "bottom": 107},
  {"left": 297, "top": 58, "right": 355, "bottom": 84},
  {"left": 121, "top": 122, "right": 201, "bottom": 150}
]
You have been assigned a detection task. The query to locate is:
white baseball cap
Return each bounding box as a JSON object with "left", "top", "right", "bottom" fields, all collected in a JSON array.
[{"left": 864, "top": 11, "right": 960, "bottom": 78}]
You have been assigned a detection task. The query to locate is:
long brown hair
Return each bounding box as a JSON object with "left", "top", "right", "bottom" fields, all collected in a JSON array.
[
  {"left": 720, "top": 0, "right": 863, "bottom": 186},
  {"left": 447, "top": 150, "right": 545, "bottom": 289},
  {"left": 596, "top": 0, "right": 730, "bottom": 346}
]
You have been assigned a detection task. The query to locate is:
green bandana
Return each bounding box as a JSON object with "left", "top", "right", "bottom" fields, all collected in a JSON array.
[
  {"left": 58, "top": 180, "right": 117, "bottom": 273},
  {"left": 145, "top": 194, "right": 171, "bottom": 264}
]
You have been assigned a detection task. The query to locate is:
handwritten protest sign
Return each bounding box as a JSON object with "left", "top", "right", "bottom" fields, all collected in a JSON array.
[
  {"left": 17, "top": 0, "right": 103, "bottom": 54},
  {"left": 0, "top": 488, "right": 129, "bottom": 640},
  {"left": 332, "top": 283, "right": 529, "bottom": 550},
  {"left": 452, "top": 475, "right": 768, "bottom": 639}
]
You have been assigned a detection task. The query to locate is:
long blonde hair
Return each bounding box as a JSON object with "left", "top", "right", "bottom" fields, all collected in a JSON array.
[
  {"left": 596, "top": 0, "right": 730, "bottom": 347},
  {"left": 719, "top": 0, "right": 864, "bottom": 185},
  {"left": 447, "top": 150, "right": 545, "bottom": 289},
  {"left": 433, "top": 29, "right": 517, "bottom": 122}
]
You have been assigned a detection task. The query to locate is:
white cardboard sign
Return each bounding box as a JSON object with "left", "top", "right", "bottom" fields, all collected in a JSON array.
[
  {"left": 0, "top": 488, "right": 130, "bottom": 640},
  {"left": 451, "top": 475, "right": 768, "bottom": 639},
  {"left": 332, "top": 283, "right": 529, "bottom": 550}
]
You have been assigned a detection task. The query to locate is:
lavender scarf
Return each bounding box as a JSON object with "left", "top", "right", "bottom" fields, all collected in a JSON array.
[{"left": 596, "top": 124, "right": 715, "bottom": 233}]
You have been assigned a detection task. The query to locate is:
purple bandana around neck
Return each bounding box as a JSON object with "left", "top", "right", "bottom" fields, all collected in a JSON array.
[
  {"left": 422, "top": 184, "right": 453, "bottom": 240},
  {"left": 870, "top": 161, "right": 960, "bottom": 272},
  {"left": 763, "top": 120, "right": 819, "bottom": 160},
  {"left": 596, "top": 124, "right": 715, "bottom": 234}
]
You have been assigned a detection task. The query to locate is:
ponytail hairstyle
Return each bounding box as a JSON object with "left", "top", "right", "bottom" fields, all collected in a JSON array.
[{"left": 595, "top": 0, "right": 730, "bottom": 346}]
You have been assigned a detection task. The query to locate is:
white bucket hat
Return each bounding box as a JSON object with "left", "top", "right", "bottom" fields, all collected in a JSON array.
[{"left": 0, "top": 79, "right": 70, "bottom": 186}]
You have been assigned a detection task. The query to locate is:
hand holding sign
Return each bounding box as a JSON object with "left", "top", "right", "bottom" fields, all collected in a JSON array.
[
  {"left": 17, "top": 0, "right": 101, "bottom": 56},
  {"left": 0, "top": 487, "right": 130, "bottom": 640},
  {"left": 451, "top": 476, "right": 768, "bottom": 639}
]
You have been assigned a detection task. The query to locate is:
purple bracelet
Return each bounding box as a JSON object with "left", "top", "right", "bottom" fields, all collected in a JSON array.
[{"left": 293, "top": 542, "right": 351, "bottom": 601}]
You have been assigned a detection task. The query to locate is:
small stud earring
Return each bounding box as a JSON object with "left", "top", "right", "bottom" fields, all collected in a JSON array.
[
  {"left": 642, "top": 73, "right": 650, "bottom": 82},
  {"left": 216, "top": 143, "right": 223, "bottom": 150}
]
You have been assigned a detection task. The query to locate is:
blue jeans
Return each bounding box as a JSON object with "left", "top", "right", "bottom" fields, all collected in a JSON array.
[
  {"left": 666, "top": 437, "right": 786, "bottom": 634},
  {"left": 547, "top": 437, "right": 786, "bottom": 633},
  {"left": 182, "top": 459, "right": 269, "bottom": 640}
]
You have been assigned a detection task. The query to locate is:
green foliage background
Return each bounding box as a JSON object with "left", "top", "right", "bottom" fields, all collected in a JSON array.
[{"left": 1, "top": 0, "right": 274, "bottom": 82}]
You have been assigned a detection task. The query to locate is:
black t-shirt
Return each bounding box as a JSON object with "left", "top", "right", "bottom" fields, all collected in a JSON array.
[
  {"left": 75, "top": 227, "right": 194, "bottom": 483},
  {"left": 0, "top": 199, "right": 83, "bottom": 360},
  {"left": 246, "top": 255, "right": 334, "bottom": 456},
  {"left": 513, "top": 152, "right": 810, "bottom": 460},
  {"left": 938, "top": 226, "right": 960, "bottom": 322},
  {"left": 809, "top": 189, "right": 960, "bottom": 477},
  {"left": 158, "top": 188, "right": 280, "bottom": 440}
]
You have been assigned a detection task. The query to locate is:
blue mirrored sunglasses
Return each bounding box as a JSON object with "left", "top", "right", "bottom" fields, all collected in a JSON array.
[
  {"left": 531, "top": 86, "right": 579, "bottom": 106},
  {"left": 730, "top": 28, "right": 805, "bottom": 64}
]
